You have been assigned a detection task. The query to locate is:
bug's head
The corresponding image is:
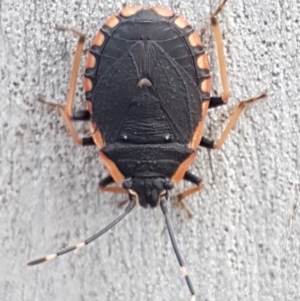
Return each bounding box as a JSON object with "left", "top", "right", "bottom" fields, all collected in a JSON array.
[{"left": 123, "top": 177, "right": 174, "bottom": 208}]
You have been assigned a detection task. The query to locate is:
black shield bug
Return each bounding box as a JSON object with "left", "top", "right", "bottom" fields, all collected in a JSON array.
[{"left": 28, "top": 1, "right": 267, "bottom": 300}]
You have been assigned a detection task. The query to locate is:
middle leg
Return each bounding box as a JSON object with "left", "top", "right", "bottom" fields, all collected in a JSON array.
[
  {"left": 201, "top": 1, "right": 267, "bottom": 148},
  {"left": 200, "top": 92, "right": 267, "bottom": 149}
]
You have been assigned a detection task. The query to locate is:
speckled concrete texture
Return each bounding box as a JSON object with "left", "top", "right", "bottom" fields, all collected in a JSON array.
[{"left": 0, "top": 1, "right": 299, "bottom": 301}]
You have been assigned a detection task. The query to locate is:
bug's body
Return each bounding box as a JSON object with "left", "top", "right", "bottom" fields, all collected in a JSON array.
[
  {"left": 30, "top": 3, "right": 267, "bottom": 300},
  {"left": 84, "top": 7, "right": 210, "bottom": 207}
]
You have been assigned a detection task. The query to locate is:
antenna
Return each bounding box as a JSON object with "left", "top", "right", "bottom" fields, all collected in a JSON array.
[
  {"left": 161, "top": 199, "right": 195, "bottom": 301},
  {"left": 28, "top": 200, "right": 135, "bottom": 266}
]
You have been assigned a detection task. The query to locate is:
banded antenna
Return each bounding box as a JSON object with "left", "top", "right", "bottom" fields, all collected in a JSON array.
[
  {"left": 28, "top": 198, "right": 195, "bottom": 300},
  {"left": 161, "top": 199, "right": 195, "bottom": 301},
  {"left": 28, "top": 201, "right": 135, "bottom": 266}
]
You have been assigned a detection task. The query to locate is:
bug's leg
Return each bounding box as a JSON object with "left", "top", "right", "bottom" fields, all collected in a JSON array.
[
  {"left": 39, "top": 26, "right": 92, "bottom": 146},
  {"left": 209, "top": 0, "right": 230, "bottom": 108},
  {"left": 200, "top": 92, "right": 267, "bottom": 149},
  {"left": 176, "top": 171, "right": 204, "bottom": 218},
  {"left": 99, "top": 175, "right": 129, "bottom": 207},
  {"left": 39, "top": 96, "right": 94, "bottom": 146},
  {"left": 204, "top": 1, "right": 268, "bottom": 148},
  {"left": 99, "top": 175, "right": 128, "bottom": 194}
]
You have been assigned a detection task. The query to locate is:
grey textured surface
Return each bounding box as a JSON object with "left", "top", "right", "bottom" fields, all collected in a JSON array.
[{"left": 1, "top": 0, "right": 299, "bottom": 301}]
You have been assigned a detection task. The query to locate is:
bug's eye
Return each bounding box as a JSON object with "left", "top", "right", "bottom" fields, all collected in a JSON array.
[
  {"left": 122, "top": 180, "right": 132, "bottom": 189},
  {"left": 164, "top": 180, "right": 174, "bottom": 190}
]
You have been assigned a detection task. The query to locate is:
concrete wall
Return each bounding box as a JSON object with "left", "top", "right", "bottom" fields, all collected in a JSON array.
[{"left": 1, "top": 0, "right": 299, "bottom": 300}]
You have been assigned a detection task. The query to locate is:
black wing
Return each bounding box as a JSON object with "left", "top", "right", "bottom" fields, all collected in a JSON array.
[
  {"left": 92, "top": 41, "right": 202, "bottom": 144},
  {"left": 92, "top": 48, "right": 140, "bottom": 143}
]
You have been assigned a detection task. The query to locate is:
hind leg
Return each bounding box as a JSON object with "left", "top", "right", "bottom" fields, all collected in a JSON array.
[{"left": 39, "top": 26, "right": 93, "bottom": 145}]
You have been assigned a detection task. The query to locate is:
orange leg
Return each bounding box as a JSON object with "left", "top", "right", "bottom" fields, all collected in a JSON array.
[
  {"left": 176, "top": 171, "right": 204, "bottom": 218},
  {"left": 38, "top": 26, "right": 93, "bottom": 146},
  {"left": 99, "top": 175, "right": 129, "bottom": 207},
  {"left": 100, "top": 186, "right": 128, "bottom": 194},
  {"left": 210, "top": 0, "right": 230, "bottom": 104},
  {"left": 99, "top": 175, "right": 127, "bottom": 194},
  {"left": 200, "top": 92, "right": 267, "bottom": 149},
  {"left": 200, "top": 2, "right": 268, "bottom": 148}
]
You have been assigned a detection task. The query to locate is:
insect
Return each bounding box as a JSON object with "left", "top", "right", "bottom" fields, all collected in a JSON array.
[{"left": 28, "top": 1, "right": 267, "bottom": 300}]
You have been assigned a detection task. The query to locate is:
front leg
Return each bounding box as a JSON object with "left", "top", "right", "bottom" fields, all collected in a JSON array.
[
  {"left": 176, "top": 171, "right": 204, "bottom": 218},
  {"left": 99, "top": 175, "right": 128, "bottom": 194}
]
